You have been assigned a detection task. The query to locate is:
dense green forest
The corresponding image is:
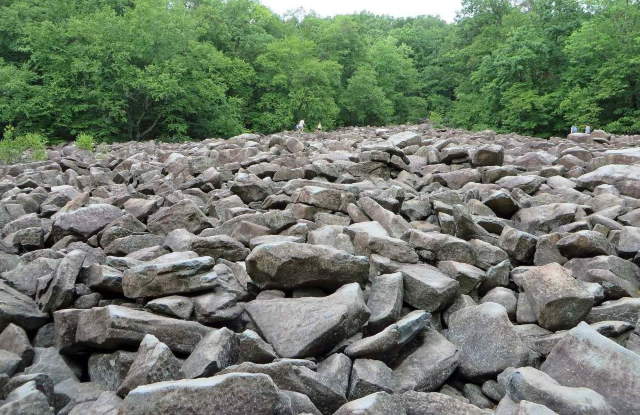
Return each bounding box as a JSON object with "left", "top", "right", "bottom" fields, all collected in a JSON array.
[{"left": 0, "top": 0, "right": 639, "bottom": 142}]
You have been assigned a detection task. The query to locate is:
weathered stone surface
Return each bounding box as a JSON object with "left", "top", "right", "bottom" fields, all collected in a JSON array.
[
  {"left": 181, "top": 328, "right": 238, "bottom": 379},
  {"left": 393, "top": 328, "right": 459, "bottom": 392},
  {"left": 348, "top": 359, "right": 394, "bottom": 400},
  {"left": 541, "top": 322, "right": 640, "bottom": 414},
  {"left": 399, "top": 264, "right": 459, "bottom": 312},
  {"left": 0, "top": 323, "right": 33, "bottom": 367},
  {"left": 0, "top": 380, "right": 54, "bottom": 415},
  {"left": 498, "top": 227, "right": 537, "bottom": 264},
  {"left": 122, "top": 256, "right": 221, "bottom": 298},
  {"left": 0, "top": 281, "right": 48, "bottom": 332},
  {"left": 366, "top": 273, "right": 403, "bottom": 333},
  {"left": 556, "top": 230, "right": 614, "bottom": 258},
  {"left": 245, "top": 283, "right": 370, "bottom": 358},
  {"left": 117, "top": 334, "right": 182, "bottom": 396},
  {"left": 585, "top": 297, "right": 640, "bottom": 325},
  {"left": 564, "top": 255, "right": 640, "bottom": 298},
  {"left": 501, "top": 366, "right": 614, "bottom": 415},
  {"left": 447, "top": 303, "right": 530, "bottom": 379},
  {"left": 147, "top": 200, "right": 210, "bottom": 235},
  {"left": 245, "top": 242, "right": 369, "bottom": 290},
  {"left": 399, "top": 391, "right": 492, "bottom": 415},
  {"left": 345, "top": 310, "right": 429, "bottom": 361},
  {"left": 88, "top": 351, "right": 136, "bottom": 391},
  {"left": 219, "top": 359, "right": 345, "bottom": 414},
  {"left": 513, "top": 203, "right": 579, "bottom": 235},
  {"left": 24, "top": 347, "right": 78, "bottom": 384},
  {"left": 36, "top": 249, "right": 86, "bottom": 313},
  {"left": 122, "top": 373, "right": 282, "bottom": 415},
  {"left": 145, "top": 295, "right": 193, "bottom": 319},
  {"left": 514, "top": 263, "right": 594, "bottom": 330},
  {"left": 75, "top": 305, "right": 211, "bottom": 355},
  {"left": 52, "top": 204, "right": 124, "bottom": 240}
]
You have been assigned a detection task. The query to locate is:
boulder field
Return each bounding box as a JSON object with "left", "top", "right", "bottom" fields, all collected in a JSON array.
[{"left": 0, "top": 124, "right": 639, "bottom": 414}]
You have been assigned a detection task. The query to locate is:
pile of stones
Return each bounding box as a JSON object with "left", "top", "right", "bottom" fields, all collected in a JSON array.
[{"left": 0, "top": 123, "right": 639, "bottom": 414}]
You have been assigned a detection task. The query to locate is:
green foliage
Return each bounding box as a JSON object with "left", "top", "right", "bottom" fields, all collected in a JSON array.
[
  {"left": 341, "top": 65, "right": 393, "bottom": 126},
  {"left": 0, "top": 0, "right": 639, "bottom": 138},
  {"left": 0, "top": 126, "right": 47, "bottom": 164},
  {"left": 75, "top": 133, "right": 95, "bottom": 151}
]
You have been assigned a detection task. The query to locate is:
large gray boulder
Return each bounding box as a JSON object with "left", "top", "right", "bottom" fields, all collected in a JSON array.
[
  {"left": 52, "top": 204, "right": 124, "bottom": 240},
  {"left": 116, "top": 334, "right": 181, "bottom": 397},
  {"left": 399, "top": 391, "right": 492, "bottom": 415},
  {"left": 36, "top": 250, "right": 86, "bottom": 313},
  {"left": 0, "top": 281, "right": 48, "bottom": 332},
  {"left": 512, "top": 203, "right": 579, "bottom": 235},
  {"left": 399, "top": 264, "right": 459, "bottom": 312},
  {"left": 348, "top": 359, "right": 394, "bottom": 400},
  {"left": 181, "top": 328, "right": 238, "bottom": 379},
  {"left": 447, "top": 303, "right": 530, "bottom": 379},
  {"left": 513, "top": 263, "right": 594, "bottom": 330},
  {"left": 219, "top": 360, "right": 345, "bottom": 414},
  {"left": 75, "top": 305, "right": 211, "bottom": 355},
  {"left": 393, "top": 328, "right": 459, "bottom": 392},
  {"left": 541, "top": 322, "right": 640, "bottom": 414},
  {"left": 501, "top": 366, "right": 614, "bottom": 415},
  {"left": 245, "top": 242, "right": 369, "bottom": 290},
  {"left": 564, "top": 255, "right": 640, "bottom": 298},
  {"left": 122, "top": 256, "right": 221, "bottom": 298},
  {"left": 345, "top": 310, "right": 429, "bottom": 361},
  {"left": 335, "top": 391, "right": 405, "bottom": 414},
  {"left": 557, "top": 231, "right": 614, "bottom": 258},
  {"left": 121, "top": 373, "right": 282, "bottom": 415},
  {"left": 245, "top": 283, "right": 370, "bottom": 358},
  {"left": 576, "top": 164, "right": 640, "bottom": 190},
  {"left": 366, "top": 273, "right": 403, "bottom": 334},
  {"left": 147, "top": 200, "right": 210, "bottom": 235}
]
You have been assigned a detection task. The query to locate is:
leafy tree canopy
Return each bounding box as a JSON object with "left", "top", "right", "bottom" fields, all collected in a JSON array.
[{"left": 0, "top": 0, "right": 639, "bottom": 141}]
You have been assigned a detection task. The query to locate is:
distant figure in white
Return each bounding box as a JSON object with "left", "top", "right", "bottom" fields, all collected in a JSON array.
[
  {"left": 585, "top": 125, "right": 592, "bottom": 134},
  {"left": 570, "top": 125, "right": 578, "bottom": 134},
  {"left": 316, "top": 122, "right": 322, "bottom": 131},
  {"left": 295, "top": 119, "right": 305, "bottom": 132}
]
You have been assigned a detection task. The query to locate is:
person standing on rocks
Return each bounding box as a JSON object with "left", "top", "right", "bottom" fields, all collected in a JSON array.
[
  {"left": 295, "top": 119, "right": 305, "bottom": 133},
  {"left": 570, "top": 125, "right": 578, "bottom": 134},
  {"left": 585, "top": 125, "right": 592, "bottom": 134}
]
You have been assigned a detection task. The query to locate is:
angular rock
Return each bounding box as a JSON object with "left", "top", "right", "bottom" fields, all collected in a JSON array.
[
  {"left": 122, "top": 256, "right": 219, "bottom": 298},
  {"left": 52, "top": 204, "right": 124, "bottom": 240},
  {"left": 245, "top": 283, "right": 370, "bottom": 358},
  {"left": 541, "top": 322, "right": 640, "bottom": 414},
  {"left": 181, "top": 328, "right": 238, "bottom": 379},
  {"left": 75, "top": 305, "right": 211, "bottom": 355},
  {"left": 447, "top": 303, "right": 530, "bottom": 379},
  {"left": 122, "top": 373, "right": 282, "bottom": 415},
  {"left": 245, "top": 242, "right": 369, "bottom": 290},
  {"left": 117, "top": 334, "right": 182, "bottom": 396},
  {"left": 514, "top": 263, "right": 594, "bottom": 330},
  {"left": 36, "top": 249, "right": 86, "bottom": 313},
  {"left": 348, "top": 359, "right": 394, "bottom": 400},
  {"left": 147, "top": 200, "right": 210, "bottom": 235},
  {"left": 502, "top": 366, "right": 614, "bottom": 415},
  {"left": 335, "top": 391, "right": 406, "bottom": 415},
  {"left": 399, "top": 391, "right": 492, "bottom": 415},
  {"left": 366, "top": 273, "right": 403, "bottom": 334},
  {"left": 556, "top": 230, "right": 614, "bottom": 258},
  {"left": 345, "top": 310, "right": 429, "bottom": 361},
  {"left": 393, "top": 329, "right": 459, "bottom": 392},
  {"left": 0, "top": 281, "right": 48, "bottom": 332},
  {"left": 399, "top": 264, "right": 459, "bottom": 312}
]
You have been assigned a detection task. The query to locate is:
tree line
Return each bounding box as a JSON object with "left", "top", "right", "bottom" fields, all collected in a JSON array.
[{"left": 0, "top": 0, "right": 638, "bottom": 142}]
